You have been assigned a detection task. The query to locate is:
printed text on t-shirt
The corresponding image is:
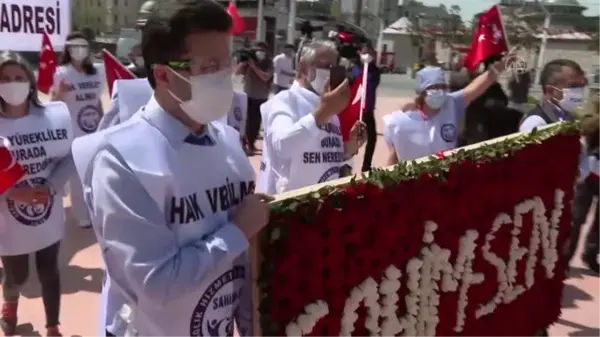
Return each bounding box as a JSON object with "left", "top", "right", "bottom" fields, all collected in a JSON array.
[
  {"left": 169, "top": 179, "right": 255, "bottom": 225},
  {"left": 7, "top": 128, "right": 68, "bottom": 175}
]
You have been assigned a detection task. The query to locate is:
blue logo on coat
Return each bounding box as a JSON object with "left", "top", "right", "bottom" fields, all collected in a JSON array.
[
  {"left": 190, "top": 266, "right": 246, "bottom": 336},
  {"left": 7, "top": 177, "right": 53, "bottom": 226},
  {"left": 77, "top": 104, "right": 102, "bottom": 133},
  {"left": 233, "top": 106, "right": 242, "bottom": 122},
  {"left": 318, "top": 166, "right": 341, "bottom": 183},
  {"left": 440, "top": 123, "right": 457, "bottom": 143}
]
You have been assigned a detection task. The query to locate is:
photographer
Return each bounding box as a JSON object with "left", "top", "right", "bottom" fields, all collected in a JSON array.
[{"left": 235, "top": 41, "right": 273, "bottom": 154}]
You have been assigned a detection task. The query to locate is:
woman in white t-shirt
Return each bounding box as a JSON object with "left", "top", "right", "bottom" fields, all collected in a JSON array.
[
  {"left": 0, "top": 51, "right": 74, "bottom": 337},
  {"left": 383, "top": 58, "right": 511, "bottom": 164},
  {"left": 51, "top": 32, "right": 105, "bottom": 228}
]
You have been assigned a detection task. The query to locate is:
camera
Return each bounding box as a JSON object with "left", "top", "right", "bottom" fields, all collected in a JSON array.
[{"left": 234, "top": 48, "right": 257, "bottom": 62}]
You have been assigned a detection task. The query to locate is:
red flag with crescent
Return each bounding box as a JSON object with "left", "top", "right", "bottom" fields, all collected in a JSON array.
[
  {"left": 37, "top": 32, "right": 57, "bottom": 94},
  {"left": 102, "top": 49, "right": 136, "bottom": 97}
]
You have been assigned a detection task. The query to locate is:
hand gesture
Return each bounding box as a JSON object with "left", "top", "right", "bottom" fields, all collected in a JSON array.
[
  {"left": 54, "top": 79, "right": 70, "bottom": 99},
  {"left": 491, "top": 46, "right": 520, "bottom": 75},
  {"left": 345, "top": 120, "right": 367, "bottom": 156},
  {"left": 7, "top": 186, "right": 50, "bottom": 205},
  {"left": 315, "top": 79, "right": 351, "bottom": 123},
  {"left": 231, "top": 193, "right": 274, "bottom": 239}
]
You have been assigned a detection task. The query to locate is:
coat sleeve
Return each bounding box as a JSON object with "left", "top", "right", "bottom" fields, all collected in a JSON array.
[
  {"left": 90, "top": 146, "right": 250, "bottom": 307},
  {"left": 266, "top": 95, "right": 323, "bottom": 159}
]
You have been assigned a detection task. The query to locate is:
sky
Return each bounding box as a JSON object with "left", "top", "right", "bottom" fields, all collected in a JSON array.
[{"left": 418, "top": 0, "right": 600, "bottom": 22}]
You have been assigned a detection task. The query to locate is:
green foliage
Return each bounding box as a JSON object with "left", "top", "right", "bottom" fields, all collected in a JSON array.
[{"left": 269, "top": 122, "right": 579, "bottom": 216}]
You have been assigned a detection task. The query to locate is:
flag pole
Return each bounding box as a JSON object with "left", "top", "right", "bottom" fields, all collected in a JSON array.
[
  {"left": 255, "top": 0, "right": 264, "bottom": 41},
  {"left": 496, "top": 4, "right": 511, "bottom": 50},
  {"left": 287, "top": 0, "right": 297, "bottom": 45}
]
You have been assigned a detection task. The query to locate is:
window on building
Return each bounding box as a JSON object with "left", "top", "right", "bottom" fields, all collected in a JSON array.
[
  {"left": 114, "top": 0, "right": 118, "bottom": 5},
  {"left": 114, "top": 14, "right": 118, "bottom": 25}
]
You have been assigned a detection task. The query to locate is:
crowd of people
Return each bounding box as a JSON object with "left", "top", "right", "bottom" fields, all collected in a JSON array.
[{"left": 0, "top": 0, "right": 597, "bottom": 336}]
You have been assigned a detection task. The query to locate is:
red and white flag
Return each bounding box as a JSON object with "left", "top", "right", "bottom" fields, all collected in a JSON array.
[
  {"left": 464, "top": 5, "right": 509, "bottom": 71},
  {"left": 37, "top": 32, "right": 57, "bottom": 94},
  {"left": 0, "top": 137, "right": 25, "bottom": 195},
  {"left": 102, "top": 49, "right": 136, "bottom": 97},
  {"left": 338, "top": 73, "right": 366, "bottom": 142},
  {"left": 227, "top": 1, "right": 245, "bottom": 35}
]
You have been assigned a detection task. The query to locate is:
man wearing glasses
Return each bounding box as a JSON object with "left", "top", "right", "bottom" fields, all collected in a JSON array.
[{"left": 71, "top": 1, "right": 272, "bottom": 335}]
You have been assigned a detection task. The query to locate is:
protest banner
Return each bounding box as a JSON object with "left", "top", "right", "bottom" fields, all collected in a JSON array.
[
  {"left": 251, "top": 121, "right": 580, "bottom": 336},
  {"left": 0, "top": 0, "right": 71, "bottom": 52}
]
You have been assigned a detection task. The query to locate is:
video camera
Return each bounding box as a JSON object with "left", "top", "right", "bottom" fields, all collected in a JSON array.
[
  {"left": 234, "top": 48, "right": 257, "bottom": 62},
  {"left": 328, "top": 25, "right": 370, "bottom": 60},
  {"left": 327, "top": 26, "right": 371, "bottom": 85}
]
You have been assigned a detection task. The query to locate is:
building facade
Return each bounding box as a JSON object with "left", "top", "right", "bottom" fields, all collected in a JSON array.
[{"left": 73, "top": 0, "right": 146, "bottom": 35}]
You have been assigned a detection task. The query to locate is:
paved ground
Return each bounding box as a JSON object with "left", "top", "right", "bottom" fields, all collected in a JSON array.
[{"left": 2, "top": 89, "right": 597, "bottom": 336}]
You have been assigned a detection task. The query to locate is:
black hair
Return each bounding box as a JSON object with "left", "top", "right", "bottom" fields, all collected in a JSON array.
[
  {"left": 59, "top": 32, "right": 97, "bottom": 76},
  {"left": 284, "top": 44, "right": 295, "bottom": 50},
  {"left": 539, "top": 58, "right": 583, "bottom": 92},
  {"left": 141, "top": 0, "right": 232, "bottom": 88},
  {"left": 254, "top": 41, "right": 268, "bottom": 49},
  {"left": 0, "top": 51, "right": 42, "bottom": 109}
]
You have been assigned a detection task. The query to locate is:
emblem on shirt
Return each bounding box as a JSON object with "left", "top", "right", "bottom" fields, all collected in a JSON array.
[
  {"left": 7, "top": 177, "right": 53, "bottom": 226},
  {"left": 440, "top": 123, "right": 457, "bottom": 143},
  {"left": 318, "top": 166, "right": 341, "bottom": 183},
  {"left": 190, "top": 266, "right": 246, "bottom": 337},
  {"left": 77, "top": 104, "right": 102, "bottom": 133},
  {"left": 233, "top": 105, "right": 242, "bottom": 122}
]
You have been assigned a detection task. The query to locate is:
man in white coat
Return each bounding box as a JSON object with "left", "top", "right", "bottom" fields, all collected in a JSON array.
[
  {"left": 71, "top": 1, "right": 271, "bottom": 335},
  {"left": 258, "top": 39, "right": 366, "bottom": 194}
]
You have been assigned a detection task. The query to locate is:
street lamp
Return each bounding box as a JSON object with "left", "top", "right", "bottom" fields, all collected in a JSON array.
[{"left": 513, "top": 1, "right": 551, "bottom": 85}]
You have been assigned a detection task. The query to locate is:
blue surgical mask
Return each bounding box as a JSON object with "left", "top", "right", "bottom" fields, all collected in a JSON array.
[{"left": 424, "top": 89, "right": 447, "bottom": 109}]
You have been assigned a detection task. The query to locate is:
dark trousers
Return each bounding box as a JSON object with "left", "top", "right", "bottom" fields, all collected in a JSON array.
[
  {"left": 1, "top": 241, "right": 61, "bottom": 327},
  {"left": 245, "top": 97, "right": 267, "bottom": 148},
  {"left": 567, "top": 178, "right": 599, "bottom": 263},
  {"left": 361, "top": 110, "right": 377, "bottom": 172}
]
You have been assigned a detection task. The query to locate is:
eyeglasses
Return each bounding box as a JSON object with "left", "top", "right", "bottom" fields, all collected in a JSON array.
[{"left": 165, "top": 57, "right": 235, "bottom": 75}]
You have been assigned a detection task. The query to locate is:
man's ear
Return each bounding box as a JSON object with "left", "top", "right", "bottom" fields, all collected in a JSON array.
[{"left": 152, "top": 64, "right": 168, "bottom": 88}]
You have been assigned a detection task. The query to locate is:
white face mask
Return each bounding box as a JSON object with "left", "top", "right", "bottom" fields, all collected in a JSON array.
[
  {"left": 559, "top": 87, "right": 584, "bottom": 112},
  {"left": 311, "top": 68, "right": 330, "bottom": 95},
  {"left": 169, "top": 67, "right": 234, "bottom": 124},
  {"left": 0, "top": 82, "right": 30, "bottom": 106},
  {"left": 255, "top": 51, "right": 266, "bottom": 60},
  {"left": 70, "top": 46, "right": 89, "bottom": 62},
  {"left": 424, "top": 89, "right": 447, "bottom": 110}
]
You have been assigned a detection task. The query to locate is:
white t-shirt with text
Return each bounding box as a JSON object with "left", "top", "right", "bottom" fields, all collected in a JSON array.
[
  {"left": 0, "top": 102, "right": 73, "bottom": 255},
  {"left": 383, "top": 90, "right": 465, "bottom": 162},
  {"left": 53, "top": 65, "right": 105, "bottom": 137},
  {"left": 260, "top": 81, "right": 344, "bottom": 194}
]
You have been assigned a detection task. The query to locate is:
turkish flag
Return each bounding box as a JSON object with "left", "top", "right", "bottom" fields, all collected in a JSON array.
[
  {"left": 102, "top": 49, "right": 136, "bottom": 97},
  {"left": 464, "top": 5, "right": 509, "bottom": 72},
  {"left": 338, "top": 74, "right": 365, "bottom": 141},
  {"left": 227, "top": 2, "right": 245, "bottom": 35},
  {"left": 37, "top": 32, "right": 57, "bottom": 94},
  {"left": 0, "top": 138, "right": 25, "bottom": 195}
]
